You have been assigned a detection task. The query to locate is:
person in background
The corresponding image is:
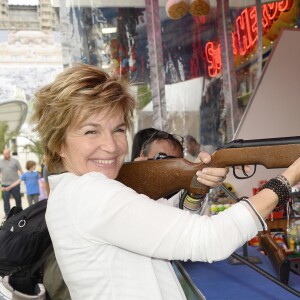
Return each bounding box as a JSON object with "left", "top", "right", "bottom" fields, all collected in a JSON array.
[
  {"left": 134, "top": 129, "right": 216, "bottom": 212},
  {"left": 130, "top": 127, "right": 158, "bottom": 161},
  {"left": 38, "top": 157, "right": 48, "bottom": 201},
  {"left": 136, "top": 130, "right": 183, "bottom": 160},
  {"left": 31, "top": 64, "right": 300, "bottom": 300},
  {"left": 43, "top": 164, "right": 51, "bottom": 198},
  {"left": 5, "top": 160, "right": 40, "bottom": 206},
  {"left": 134, "top": 129, "right": 185, "bottom": 200},
  {"left": 0, "top": 148, "right": 23, "bottom": 218},
  {"left": 38, "top": 176, "right": 47, "bottom": 201},
  {"left": 184, "top": 135, "right": 200, "bottom": 159}
]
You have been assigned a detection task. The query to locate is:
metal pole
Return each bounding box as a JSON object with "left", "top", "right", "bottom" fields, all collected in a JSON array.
[
  {"left": 217, "top": 0, "right": 238, "bottom": 141},
  {"left": 145, "top": 0, "right": 167, "bottom": 131}
]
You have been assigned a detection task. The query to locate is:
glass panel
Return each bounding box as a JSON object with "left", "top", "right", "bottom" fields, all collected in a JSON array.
[
  {"left": 157, "top": 1, "right": 219, "bottom": 153},
  {"left": 54, "top": 0, "right": 300, "bottom": 157},
  {"left": 229, "top": 0, "right": 299, "bottom": 127}
]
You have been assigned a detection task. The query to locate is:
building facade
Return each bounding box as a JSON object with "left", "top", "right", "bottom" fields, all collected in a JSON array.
[{"left": 0, "top": 0, "right": 58, "bottom": 31}]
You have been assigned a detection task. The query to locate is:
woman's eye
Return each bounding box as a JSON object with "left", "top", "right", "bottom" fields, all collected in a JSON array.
[
  {"left": 115, "top": 128, "right": 126, "bottom": 133},
  {"left": 85, "top": 130, "right": 96, "bottom": 135}
]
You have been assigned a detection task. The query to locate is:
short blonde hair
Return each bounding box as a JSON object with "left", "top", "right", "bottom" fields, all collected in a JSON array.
[{"left": 31, "top": 63, "right": 136, "bottom": 173}]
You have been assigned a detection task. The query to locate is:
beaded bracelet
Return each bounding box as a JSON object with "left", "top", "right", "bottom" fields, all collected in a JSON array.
[
  {"left": 262, "top": 175, "right": 291, "bottom": 212},
  {"left": 275, "top": 175, "right": 292, "bottom": 193}
]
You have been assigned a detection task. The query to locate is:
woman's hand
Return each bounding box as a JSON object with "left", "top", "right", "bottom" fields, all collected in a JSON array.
[
  {"left": 195, "top": 151, "right": 229, "bottom": 188},
  {"left": 281, "top": 156, "right": 300, "bottom": 187}
]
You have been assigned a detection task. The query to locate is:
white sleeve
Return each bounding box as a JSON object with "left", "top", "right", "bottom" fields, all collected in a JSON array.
[
  {"left": 156, "top": 192, "right": 180, "bottom": 207},
  {"left": 69, "top": 174, "right": 259, "bottom": 263},
  {"left": 239, "top": 199, "right": 267, "bottom": 231}
]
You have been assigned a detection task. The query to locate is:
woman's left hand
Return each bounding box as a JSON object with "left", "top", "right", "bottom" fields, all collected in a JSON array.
[{"left": 195, "top": 151, "right": 229, "bottom": 188}]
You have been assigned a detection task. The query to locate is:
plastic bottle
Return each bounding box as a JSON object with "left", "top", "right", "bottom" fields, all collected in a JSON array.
[
  {"left": 287, "top": 219, "right": 296, "bottom": 250},
  {"left": 295, "top": 236, "right": 300, "bottom": 254}
]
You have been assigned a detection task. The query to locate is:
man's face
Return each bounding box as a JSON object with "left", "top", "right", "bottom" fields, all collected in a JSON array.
[
  {"left": 3, "top": 150, "right": 11, "bottom": 160},
  {"left": 144, "top": 139, "right": 183, "bottom": 159}
]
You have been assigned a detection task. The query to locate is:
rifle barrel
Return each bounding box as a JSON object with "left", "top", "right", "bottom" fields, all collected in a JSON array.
[
  {"left": 117, "top": 137, "right": 300, "bottom": 199},
  {"left": 220, "top": 136, "right": 300, "bottom": 149}
]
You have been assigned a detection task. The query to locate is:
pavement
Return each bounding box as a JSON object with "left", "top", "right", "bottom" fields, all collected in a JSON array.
[{"left": 0, "top": 197, "right": 29, "bottom": 221}]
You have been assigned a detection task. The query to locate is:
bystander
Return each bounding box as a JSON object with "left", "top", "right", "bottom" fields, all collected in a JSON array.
[
  {"left": 0, "top": 149, "right": 23, "bottom": 219},
  {"left": 184, "top": 135, "right": 200, "bottom": 160},
  {"left": 131, "top": 127, "right": 158, "bottom": 161},
  {"left": 137, "top": 130, "right": 184, "bottom": 160},
  {"left": 6, "top": 160, "right": 40, "bottom": 206}
]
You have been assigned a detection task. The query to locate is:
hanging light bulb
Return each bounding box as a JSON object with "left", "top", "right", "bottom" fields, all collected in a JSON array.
[
  {"left": 165, "top": 0, "right": 189, "bottom": 20},
  {"left": 189, "top": 0, "right": 211, "bottom": 17}
]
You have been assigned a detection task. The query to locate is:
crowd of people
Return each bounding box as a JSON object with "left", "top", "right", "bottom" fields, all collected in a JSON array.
[{"left": 1, "top": 63, "right": 300, "bottom": 300}]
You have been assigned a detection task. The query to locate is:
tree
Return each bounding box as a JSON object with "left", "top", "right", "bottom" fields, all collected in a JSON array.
[
  {"left": 0, "top": 122, "right": 8, "bottom": 152},
  {"left": 0, "top": 122, "right": 18, "bottom": 152},
  {"left": 22, "top": 136, "right": 44, "bottom": 163}
]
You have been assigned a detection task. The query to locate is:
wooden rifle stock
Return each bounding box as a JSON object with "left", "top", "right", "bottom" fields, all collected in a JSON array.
[
  {"left": 117, "top": 136, "right": 300, "bottom": 199},
  {"left": 258, "top": 231, "right": 290, "bottom": 284}
]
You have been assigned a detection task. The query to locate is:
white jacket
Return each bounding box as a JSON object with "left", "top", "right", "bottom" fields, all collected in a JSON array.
[{"left": 46, "top": 172, "right": 264, "bottom": 300}]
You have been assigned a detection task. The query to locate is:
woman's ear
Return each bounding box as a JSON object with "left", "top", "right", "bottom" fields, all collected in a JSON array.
[
  {"left": 139, "top": 150, "right": 146, "bottom": 158},
  {"left": 59, "top": 145, "right": 66, "bottom": 158}
]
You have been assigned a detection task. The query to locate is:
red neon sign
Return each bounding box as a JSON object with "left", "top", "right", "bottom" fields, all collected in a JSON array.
[
  {"left": 205, "top": 42, "right": 221, "bottom": 77},
  {"left": 235, "top": 6, "right": 258, "bottom": 56},
  {"left": 205, "top": 0, "right": 294, "bottom": 77}
]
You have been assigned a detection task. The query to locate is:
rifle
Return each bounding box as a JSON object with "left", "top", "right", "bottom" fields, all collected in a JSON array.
[
  {"left": 116, "top": 136, "right": 300, "bottom": 296},
  {"left": 258, "top": 231, "right": 290, "bottom": 284},
  {"left": 117, "top": 136, "right": 300, "bottom": 199}
]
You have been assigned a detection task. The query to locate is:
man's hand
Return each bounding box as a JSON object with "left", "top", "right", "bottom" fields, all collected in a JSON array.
[{"left": 1, "top": 186, "right": 10, "bottom": 192}]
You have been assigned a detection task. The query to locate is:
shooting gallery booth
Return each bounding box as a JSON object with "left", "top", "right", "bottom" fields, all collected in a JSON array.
[{"left": 49, "top": 0, "right": 300, "bottom": 298}]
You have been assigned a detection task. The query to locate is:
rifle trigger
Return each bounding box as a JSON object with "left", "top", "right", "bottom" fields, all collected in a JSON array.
[
  {"left": 242, "top": 166, "right": 248, "bottom": 177},
  {"left": 233, "top": 165, "right": 256, "bottom": 179}
]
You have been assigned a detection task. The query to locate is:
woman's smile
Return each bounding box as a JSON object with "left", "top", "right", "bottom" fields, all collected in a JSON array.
[
  {"left": 91, "top": 158, "right": 116, "bottom": 165},
  {"left": 60, "top": 110, "right": 128, "bottom": 179}
]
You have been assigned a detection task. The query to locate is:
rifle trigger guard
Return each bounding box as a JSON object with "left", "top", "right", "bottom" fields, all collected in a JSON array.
[{"left": 233, "top": 165, "right": 256, "bottom": 179}]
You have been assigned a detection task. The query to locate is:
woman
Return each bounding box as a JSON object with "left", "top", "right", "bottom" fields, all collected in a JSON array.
[{"left": 31, "top": 64, "right": 300, "bottom": 300}]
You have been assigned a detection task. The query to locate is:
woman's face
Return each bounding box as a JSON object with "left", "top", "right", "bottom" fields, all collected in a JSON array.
[{"left": 60, "top": 109, "right": 128, "bottom": 179}]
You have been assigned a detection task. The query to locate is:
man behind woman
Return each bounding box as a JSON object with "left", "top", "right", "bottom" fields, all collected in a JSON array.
[{"left": 132, "top": 128, "right": 184, "bottom": 160}]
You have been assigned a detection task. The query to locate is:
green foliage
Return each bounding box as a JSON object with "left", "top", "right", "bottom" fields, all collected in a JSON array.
[
  {"left": 0, "top": 122, "right": 8, "bottom": 152},
  {"left": 0, "top": 121, "right": 43, "bottom": 162},
  {"left": 137, "top": 84, "right": 152, "bottom": 110},
  {"left": 22, "top": 137, "right": 44, "bottom": 163},
  {"left": 0, "top": 122, "right": 18, "bottom": 152}
]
